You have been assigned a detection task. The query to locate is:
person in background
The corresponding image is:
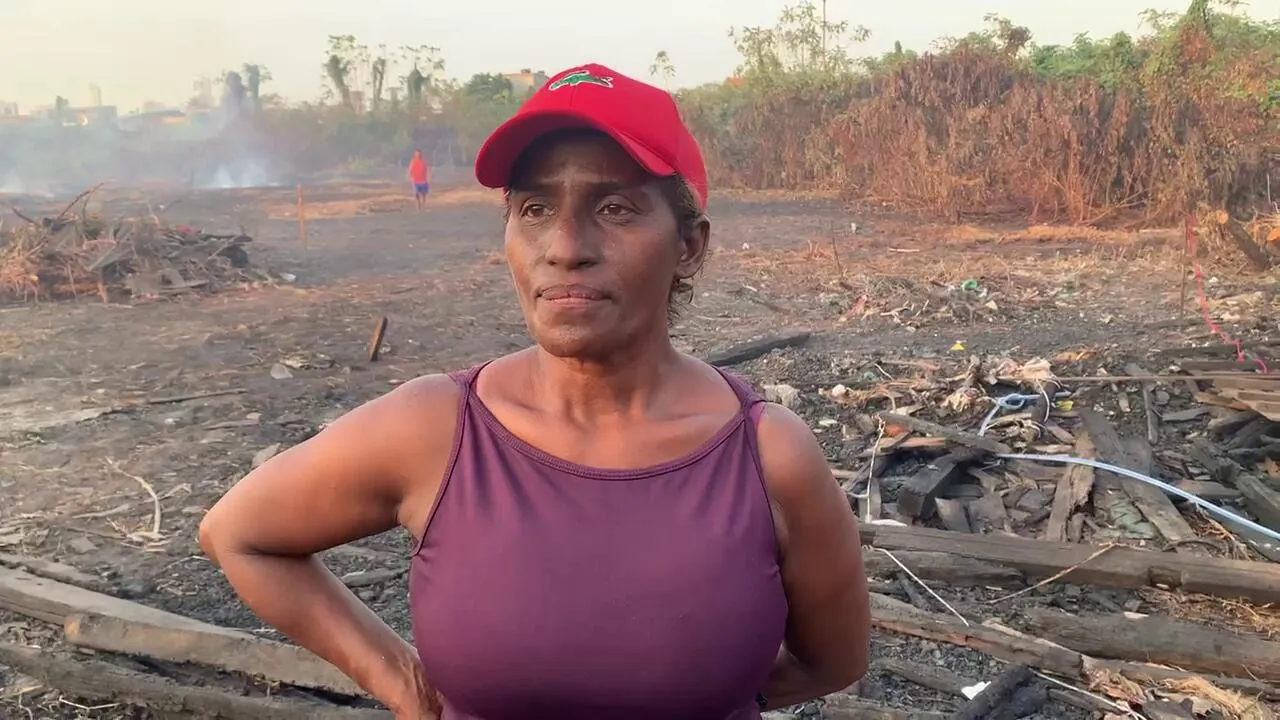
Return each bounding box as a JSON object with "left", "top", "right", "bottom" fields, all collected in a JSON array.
[
  {"left": 409, "top": 149, "right": 430, "bottom": 210},
  {"left": 199, "top": 63, "right": 871, "bottom": 720}
]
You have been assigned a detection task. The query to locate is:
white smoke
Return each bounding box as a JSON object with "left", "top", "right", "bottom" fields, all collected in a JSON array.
[
  {"left": 0, "top": 171, "right": 54, "bottom": 197},
  {"left": 198, "top": 159, "right": 283, "bottom": 190}
]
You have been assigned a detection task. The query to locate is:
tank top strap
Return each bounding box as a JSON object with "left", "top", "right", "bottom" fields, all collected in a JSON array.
[
  {"left": 713, "top": 368, "right": 769, "bottom": 493},
  {"left": 410, "top": 363, "right": 487, "bottom": 558},
  {"left": 713, "top": 368, "right": 766, "bottom": 422},
  {"left": 446, "top": 362, "right": 487, "bottom": 391}
]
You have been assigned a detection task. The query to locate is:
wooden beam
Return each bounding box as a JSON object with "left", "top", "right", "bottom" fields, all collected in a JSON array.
[
  {"left": 861, "top": 550, "right": 1023, "bottom": 586},
  {"left": 947, "top": 664, "right": 1046, "bottom": 720},
  {"left": 0, "top": 642, "right": 388, "bottom": 720},
  {"left": 874, "top": 657, "right": 971, "bottom": 696},
  {"left": 0, "top": 552, "right": 102, "bottom": 589},
  {"left": 1078, "top": 409, "right": 1199, "bottom": 547},
  {"left": 1024, "top": 609, "right": 1280, "bottom": 683},
  {"left": 1235, "top": 474, "right": 1280, "bottom": 532},
  {"left": 0, "top": 565, "right": 241, "bottom": 629},
  {"left": 897, "top": 448, "right": 984, "bottom": 519},
  {"left": 1042, "top": 432, "right": 1095, "bottom": 542},
  {"left": 1124, "top": 363, "right": 1162, "bottom": 445},
  {"left": 65, "top": 612, "right": 366, "bottom": 697},
  {"left": 1187, "top": 437, "right": 1238, "bottom": 483},
  {"left": 0, "top": 567, "right": 363, "bottom": 696},
  {"left": 823, "top": 694, "right": 947, "bottom": 720},
  {"left": 876, "top": 412, "right": 1011, "bottom": 454},
  {"left": 869, "top": 594, "right": 1082, "bottom": 677},
  {"left": 868, "top": 592, "right": 1280, "bottom": 700},
  {"left": 859, "top": 524, "right": 1280, "bottom": 604},
  {"left": 703, "top": 331, "right": 811, "bottom": 367}
]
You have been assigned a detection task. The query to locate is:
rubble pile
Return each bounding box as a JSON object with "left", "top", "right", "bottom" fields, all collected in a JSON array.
[
  {"left": 1, "top": 199, "right": 266, "bottom": 303},
  {"left": 709, "top": 332, "right": 1280, "bottom": 718}
]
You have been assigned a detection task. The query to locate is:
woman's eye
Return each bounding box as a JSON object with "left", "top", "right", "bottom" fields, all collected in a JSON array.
[
  {"left": 521, "top": 203, "right": 549, "bottom": 217},
  {"left": 600, "top": 203, "right": 631, "bottom": 216}
]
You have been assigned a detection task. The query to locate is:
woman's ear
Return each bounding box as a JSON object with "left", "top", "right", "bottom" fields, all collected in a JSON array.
[{"left": 676, "top": 214, "right": 711, "bottom": 279}]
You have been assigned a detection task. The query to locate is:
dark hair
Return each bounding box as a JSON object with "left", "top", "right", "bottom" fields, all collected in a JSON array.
[
  {"left": 502, "top": 129, "right": 705, "bottom": 325},
  {"left": 655, "top": 175, "right": 702, "bottom": 323}
]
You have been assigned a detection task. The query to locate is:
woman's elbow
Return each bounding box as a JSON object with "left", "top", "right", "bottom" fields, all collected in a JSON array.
[
  {"left": 841, "top": 650, "right": 870, "bottom": 688},
  {"left": 197, "top": 502, "right": 235, "bottom": 567},
  {"left": 824, "top": 618, "right": 871, "bottom": 691},
  {"left": 845, "top": 605, "right": 872, "bottom": 682}
]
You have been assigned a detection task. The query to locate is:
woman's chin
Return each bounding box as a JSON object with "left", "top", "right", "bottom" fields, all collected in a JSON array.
[{"left": 531, "top": 323, "right": 625, "bottom": 360}]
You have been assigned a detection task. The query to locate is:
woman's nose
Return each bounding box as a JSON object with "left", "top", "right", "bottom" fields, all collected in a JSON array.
[{"left": 543, "top": 216, "right": 601, "bottom": 269}]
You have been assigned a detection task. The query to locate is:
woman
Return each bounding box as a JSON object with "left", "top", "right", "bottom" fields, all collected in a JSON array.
[{"left": 199, "top": 63, "right": 870, "bottom": 720}]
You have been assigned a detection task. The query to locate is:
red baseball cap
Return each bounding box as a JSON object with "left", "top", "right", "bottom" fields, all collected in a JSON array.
[{"left": 473, "top": 63, "right": 708, "bottom": 208}]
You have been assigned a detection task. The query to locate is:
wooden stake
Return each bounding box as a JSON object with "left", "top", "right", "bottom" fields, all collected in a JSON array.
[
  {"left": 1180, "top": 214, "right": 1191, "bottom": 320},
  {"left": 297, "top": 183, "right": 307, "bottom": 255},
  {"left": 367, "top": 316, "right": 388, "bottom": 362}
]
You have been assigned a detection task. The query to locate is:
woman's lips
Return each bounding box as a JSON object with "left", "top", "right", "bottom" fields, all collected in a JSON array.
[{"left": 538, "top": 284, "right": 608, "bottom": 302}]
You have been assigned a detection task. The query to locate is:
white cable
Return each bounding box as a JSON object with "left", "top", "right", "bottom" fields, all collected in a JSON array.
[{"left": 996, "top": 453, "right": 1280, "bottom": 543}]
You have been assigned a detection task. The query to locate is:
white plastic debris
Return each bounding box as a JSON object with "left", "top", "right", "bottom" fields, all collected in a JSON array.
[
  {"left": 762, "top": 384, "right": 799, "bottom": 409},
  {"left": 961, "top": 681, "right": 990, "bottom": 699}
]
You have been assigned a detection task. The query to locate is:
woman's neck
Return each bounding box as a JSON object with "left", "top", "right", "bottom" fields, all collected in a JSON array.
[{"left": 528, "top": 337, "right": 683, "bottom": 422}]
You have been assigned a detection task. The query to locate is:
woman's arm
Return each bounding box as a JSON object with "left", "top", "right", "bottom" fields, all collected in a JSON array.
[
  {"left": 198, "top": 375, "right": 459, "bottom": 717},
  {"left": 755, "top": 403, "right": 871, "bottom": 709}
]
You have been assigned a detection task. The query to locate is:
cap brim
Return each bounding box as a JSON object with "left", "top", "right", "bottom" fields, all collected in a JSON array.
[{"left": 474, "top": 110, "right": 675, "bottom": 189}]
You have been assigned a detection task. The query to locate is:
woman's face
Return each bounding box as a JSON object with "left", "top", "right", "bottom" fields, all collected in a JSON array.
[{"left": 504, "top": 132, "right": 709, "bottom": 359}]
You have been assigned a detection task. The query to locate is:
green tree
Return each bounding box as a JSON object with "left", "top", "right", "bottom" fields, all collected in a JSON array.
[
  {"left": 462, "top": 73, "right": 515, "bottom": 101},
  {"left": 221, "top": 71, "right": 247, "bottom": 113},
  {"left": 934, "top": 14, "right": 1032, "bottom": 55},
  {"left": 649, "top": 50, "right": 677, "bottom": 89},
  {"left": 728, "top": 1, "right": 868, "bottom": 81},
  {"left": 322, "top": 35, "right": 358, "bottom": 109},
  {"left": 400, "top": 44, "right": 446, "bottom": 110},
  {"left": 241, "top": 64, "right": 272, "bottom": 112}
]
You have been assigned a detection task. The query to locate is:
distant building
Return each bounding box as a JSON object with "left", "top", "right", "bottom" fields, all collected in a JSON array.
[
  {"left": 118, "top": 109, "right": 188, "bottom": 131},
  {"left": 0, "top": 101, "right": 18, "bottom": 117},
  {"left": 192, "top": 76, "right": 215, "bottom": 109},
  {"left": 66, "top": 106, "right": 118, "bottom": 125},
  {"left": 23, "top": 104, "right": 116, "bottom": 125},
  {"left": 504, "top": 69, "right": 549, "bottom": 94},
  {"left": 89, "top": 84, "right": 102, "bottom": 107}
]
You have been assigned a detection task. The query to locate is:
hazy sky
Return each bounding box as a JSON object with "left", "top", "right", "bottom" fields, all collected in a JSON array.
[{"left": 2, "top": 0, "right": 1277, "bottom": 111}]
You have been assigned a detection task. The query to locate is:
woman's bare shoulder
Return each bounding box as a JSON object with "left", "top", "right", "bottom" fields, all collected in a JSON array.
[
  {"left": 380, "top": 373, "right": 463, "bottom": 417},
  {"left": 198, "top": 373, "right": 468, "bottom": 556},
  {"left": 353, "top": 372, "right": 464, "bottom": 460},
  {"left": 753, "top": 403, "right": 832, "bottom": 495},
  {"left": 269, "top": 372, "right": 465, "bottom": 492}
]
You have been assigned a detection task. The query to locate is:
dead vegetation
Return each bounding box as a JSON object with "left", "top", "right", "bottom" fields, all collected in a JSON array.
[
  {"left": 0, "top": 188, "right": 269, "bottom": 304},
  {"left": 681, "top": 1, "right": 1280, "bottom": 239}
]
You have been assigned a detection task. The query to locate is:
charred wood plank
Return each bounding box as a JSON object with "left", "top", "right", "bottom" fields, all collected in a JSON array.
[
  {"left": 702, "top": 331, "right": 811, "bottom": 367},
  {"left": 1024, "top": 608, "right": 1280, "bottom": 683},
  {"left": 858, "top": 524, "right": 1280, "bottom": 604},
  {"left": 0, "top": 641, "right": 387, "bottom": 720}
]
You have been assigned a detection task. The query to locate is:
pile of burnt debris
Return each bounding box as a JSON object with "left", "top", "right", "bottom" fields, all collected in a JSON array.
[{"left": 2, "top": 186, "right": 268, "bottom": 304}]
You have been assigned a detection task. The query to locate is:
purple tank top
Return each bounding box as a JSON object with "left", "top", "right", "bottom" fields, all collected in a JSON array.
[{"left": 409, "top": 363, "right": 787, "bottom": 720}]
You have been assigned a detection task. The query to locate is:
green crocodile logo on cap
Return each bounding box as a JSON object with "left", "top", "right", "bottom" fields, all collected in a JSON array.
[{"left": 548, "top": 70, "right": 613, "bottom": 91}]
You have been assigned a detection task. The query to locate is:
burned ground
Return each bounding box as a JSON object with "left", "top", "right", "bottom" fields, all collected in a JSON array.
[{"left": 0, "top": 180, "right": 1278, "bottom": 719}]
